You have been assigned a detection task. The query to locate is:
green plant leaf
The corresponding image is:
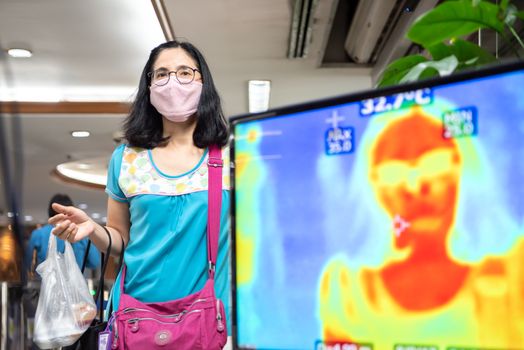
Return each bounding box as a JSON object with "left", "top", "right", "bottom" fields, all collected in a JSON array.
[
  {"left": 500, "top": 0, "right": 509, "bottom": 12},
  {"left": 418, "top": 67, "right": 441, "bottom": 80},
  {"left": 472, "top": 0, "right": 481, "bottom": 7},
  {"left": 399, "top": 56, "right": 459, "bottom": 84},
  {"left": 427, "top": 43, "right": 453, "bottom": 61},
  {"left": 407, "top": 1, "right": 505, "bottom": 47},
  {"left": 427, "top": 39, "right": 496, "bottom": 64},
  {"left": 517, "top": 11, "right": 524, "bottom": 20},
  {"left": 377, "top": 55, "right": 428, "bottom": 88}
]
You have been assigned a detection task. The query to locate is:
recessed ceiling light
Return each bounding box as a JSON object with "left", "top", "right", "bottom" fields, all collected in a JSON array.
[
  {"left": 71, "top": 131, "right": 90, "bottom": 138},
  {"left": 91, "top": 213, "right": 101, "bottom": 219},
  {"left": 7, "top": 48, "right": 33, "bottom": 58},
  {"left": 7, "top": 212, "right": 14, "bottom": 218},
  {"left": 78, "top": 203, "right": 88, "bottom": 210},
  {"left": 24, "top": 215, "right": 33, "bottom": 222}
]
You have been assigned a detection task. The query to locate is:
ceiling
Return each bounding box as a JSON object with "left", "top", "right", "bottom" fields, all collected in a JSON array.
[
  {"left": 0, "top": 0, "right": 166, "bottom": 225},
  {"left": 0, "top": 0, "right": 379, "bottom": 226},
  {"left": 0, "top": 0, "right": 164, "bottom": 102}
]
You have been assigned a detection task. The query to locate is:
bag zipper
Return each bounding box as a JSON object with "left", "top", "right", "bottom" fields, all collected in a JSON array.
[
  {"left": 216, "top": 299, "right": 225, "bottom": 332},
  {"left": 123, "top": 308, "right": 184, "bottom": 318},
  {"left": 122, "top": 298, "right": 208, "bottom": 317},
  {"left": 127, "top": 310, "right": 203, "bottom": 332},
  {"left": 112, "top": 320, "right": 119, "bottom": 349}
]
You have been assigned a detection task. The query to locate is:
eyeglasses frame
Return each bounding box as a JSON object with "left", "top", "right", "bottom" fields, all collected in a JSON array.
[{"left": 147, "top": 66, "right": 201, "bottom": 86}]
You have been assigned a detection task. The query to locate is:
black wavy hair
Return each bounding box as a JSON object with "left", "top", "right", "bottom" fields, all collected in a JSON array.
[
  {"left": 48, "top": 193, "right": 73, "bottom": 218},
  {"left": 123, "top": 40, "right": 229, "bottom": 149}
]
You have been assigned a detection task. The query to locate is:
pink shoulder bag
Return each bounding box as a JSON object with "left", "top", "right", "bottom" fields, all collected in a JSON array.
[{"left": 108, "top": 145, "right": 227, "bottom": 349}]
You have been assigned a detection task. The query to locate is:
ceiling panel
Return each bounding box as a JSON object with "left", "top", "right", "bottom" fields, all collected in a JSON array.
[{"left": 0, "top": 0, "right": 165, "bottom": 101}]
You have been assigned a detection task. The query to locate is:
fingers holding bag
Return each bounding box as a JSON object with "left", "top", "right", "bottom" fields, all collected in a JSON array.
[
  {"left": 49, "top": 203, "right": 95, "bottom": 242},
  {"left": 51, "top": 219, "right": 77, "bottom": 242}
]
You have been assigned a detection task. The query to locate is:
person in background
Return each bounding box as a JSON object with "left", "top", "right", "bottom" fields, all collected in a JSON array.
[{"left": 25, "top": 193, "right": 100, "bottom": 278}]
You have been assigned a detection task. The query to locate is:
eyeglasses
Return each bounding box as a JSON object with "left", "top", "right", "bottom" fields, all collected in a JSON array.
[
  {"left": 372, "top": 149, "right": 460, "bottom": 189},
  {"left": 148, "top": 66, "right": 200, "bottom": 86}
]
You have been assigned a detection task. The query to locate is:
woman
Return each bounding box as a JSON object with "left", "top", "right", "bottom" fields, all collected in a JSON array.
[{"left": 49, "top": 40, "right": 232, "bottom": 347}]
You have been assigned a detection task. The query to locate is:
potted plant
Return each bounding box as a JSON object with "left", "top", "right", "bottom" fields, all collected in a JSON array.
[{"left": 377, "top": 0, "right": 524, "bottom": 87}]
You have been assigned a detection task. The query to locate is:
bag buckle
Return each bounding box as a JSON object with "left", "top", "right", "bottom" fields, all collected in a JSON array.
[
  {"left": 208, "top": 261, "right": 216, "bottom": 273},
  {"left": 207, "top": 157, "right": 223, "bottom": 168}
]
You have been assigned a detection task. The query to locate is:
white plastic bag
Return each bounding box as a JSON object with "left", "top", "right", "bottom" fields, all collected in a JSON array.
[{"left": 33, "top": 234, "right": 96, "bottom": 349}]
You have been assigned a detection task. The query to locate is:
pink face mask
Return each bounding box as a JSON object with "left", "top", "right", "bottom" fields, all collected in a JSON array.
[{"left": 150, "top": 79, "right": 203, "bottom": 122}]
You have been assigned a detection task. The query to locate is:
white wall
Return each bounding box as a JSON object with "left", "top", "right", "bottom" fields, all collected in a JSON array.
[{"left": 216, "top": 61, "right": 372, "bottom": 117}]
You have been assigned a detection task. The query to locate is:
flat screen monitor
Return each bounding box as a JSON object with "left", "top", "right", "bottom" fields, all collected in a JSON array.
[{"left": 230, "top": 61, "right": 524, "bottom": 350}]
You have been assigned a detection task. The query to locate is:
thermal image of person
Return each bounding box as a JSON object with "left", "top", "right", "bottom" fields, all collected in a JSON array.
[{"left": 318, "top": 106, "right": 524, "bottom": 349}]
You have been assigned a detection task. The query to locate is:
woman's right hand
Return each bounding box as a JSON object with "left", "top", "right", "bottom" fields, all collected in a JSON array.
[{"left": 48, "top": 203, "right": 96, "bottom": 243}]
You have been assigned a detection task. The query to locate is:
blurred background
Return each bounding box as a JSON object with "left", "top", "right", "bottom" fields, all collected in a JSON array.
[{"left": 0, "top": 0, "right": 523, "bottom": 349}]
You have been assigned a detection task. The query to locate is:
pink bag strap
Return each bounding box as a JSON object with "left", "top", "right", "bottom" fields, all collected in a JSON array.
[
  {"left": 207, "top": 144, "right": 223, "bottom": 279},
  {"left": 120, "top": 145, "right": 223, "bottom": 292}
]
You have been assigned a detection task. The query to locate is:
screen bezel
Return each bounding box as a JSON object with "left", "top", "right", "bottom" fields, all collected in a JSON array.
[{"left": 229, "top": 59, "right": 524, "bottom": 350}]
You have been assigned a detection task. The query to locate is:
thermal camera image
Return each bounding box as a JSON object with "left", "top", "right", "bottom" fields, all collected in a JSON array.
[
  {"left": 318, "top": 105, "right": 524, "bottom": 349},
  {"left": 233, "top": 68, "right": 524, "bottom": 350}
]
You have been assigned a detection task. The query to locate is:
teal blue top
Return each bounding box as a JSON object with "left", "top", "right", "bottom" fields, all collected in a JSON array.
[{"left": 105, "top": 144, "right": 231, "bottom": 330}]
